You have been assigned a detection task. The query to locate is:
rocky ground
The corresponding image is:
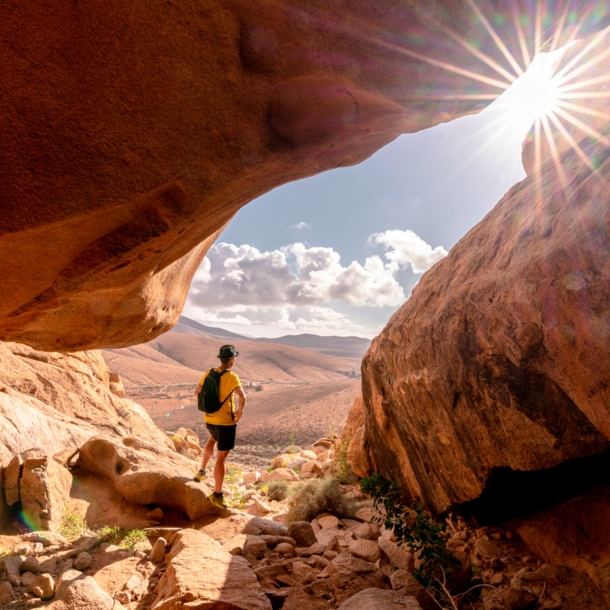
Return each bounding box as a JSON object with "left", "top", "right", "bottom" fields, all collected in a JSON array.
[{"left": 1, "top": 427, "right": 607, "bottom": 610}]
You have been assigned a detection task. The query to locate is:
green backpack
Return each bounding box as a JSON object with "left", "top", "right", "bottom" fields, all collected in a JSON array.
[{"left": 197, "top": 369, "right": 234, "bottom": 415}]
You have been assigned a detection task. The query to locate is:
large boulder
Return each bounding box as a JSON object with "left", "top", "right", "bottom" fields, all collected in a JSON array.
[
  {"left": 20, "top": 453, "right": 73, "bottom": 532},
  {"left": 361, "top": 74, "right": 610, "bottom": 513},
  {"left": 512, "top": 487, "right": 610, "bottom": 606},
  {"left": 321, "top": 554, "right": 390, "bottom": 605},
  {"left": 0, "top": 1, "right": 605, "bottom": 350},
  {"left": 151, "top": 529, "right": 271, "bottom": 610},
  {"left": 48, "top": 569, "right": 117, "bottom": 610},
  {"left": 0, "top": 342, "right": 172, "bottom": 466},
  {"left": 76, "top": 436, "right": 220, "bottom": 520}
]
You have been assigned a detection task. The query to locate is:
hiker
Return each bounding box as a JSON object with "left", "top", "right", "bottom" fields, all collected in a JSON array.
[{"left": 193, "top": 344, "right": 246, "bottom": 510}]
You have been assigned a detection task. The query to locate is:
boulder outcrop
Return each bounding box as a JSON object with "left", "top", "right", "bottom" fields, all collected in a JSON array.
[
  {"left": 76, "top": 436, "right": 219, "bottom": 520},
  {"left": 0, "top": 1, "right": 605, "bottom": 350},
  {"left": 19, "top": 454, "right": 73, "bottom": 532},
  {"left": 0, "top": 341, "right": 171, "bottom": 466},
  {"left": 361, "top": 66, "right": 610, "bottom": 514},
  {"left": 151, "top": 529, "right": 271, "bottom": 610}
]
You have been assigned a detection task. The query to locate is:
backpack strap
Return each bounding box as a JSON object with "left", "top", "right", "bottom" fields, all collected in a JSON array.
[{"left": 215, "top": 370, "right": 237, "bottom": 419}]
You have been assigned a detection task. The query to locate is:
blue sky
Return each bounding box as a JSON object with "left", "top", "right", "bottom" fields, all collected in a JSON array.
[{"left": 184, "top": 58, "right": 552, "bottom": 338}]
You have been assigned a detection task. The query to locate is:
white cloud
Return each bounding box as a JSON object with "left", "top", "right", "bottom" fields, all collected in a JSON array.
[
  {"left": 189, "top": 241, "right": 405, "bottom": 309},
  {"left": 185, "top": 229, "right": 447, "bottom": 336},
  {"left": 370, "top": 229, "right": 448, "bottom": 274},
  {"left": 290, "top": 221, "right": 311, "bottom": 229}
]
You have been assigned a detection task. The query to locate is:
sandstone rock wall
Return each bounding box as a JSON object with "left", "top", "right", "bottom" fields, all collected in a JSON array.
[
  {"left": 360, "top": 107, "right": 610, "bottom": 515},
  {"left": 0, "top": 1, "right": 607, "bottom": 350},
  {"left": 0, "top": 342, "right": 171, "bottom": 466}
]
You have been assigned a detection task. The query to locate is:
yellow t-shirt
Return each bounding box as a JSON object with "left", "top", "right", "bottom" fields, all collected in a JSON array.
[{"left": 199, "top": 368, "right": 241, "bottom": 426}]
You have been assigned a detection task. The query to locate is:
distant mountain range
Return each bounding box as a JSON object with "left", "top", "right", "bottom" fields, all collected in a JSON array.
[{"left": 172, "top": 316, "right": 371, "bottom": 359}]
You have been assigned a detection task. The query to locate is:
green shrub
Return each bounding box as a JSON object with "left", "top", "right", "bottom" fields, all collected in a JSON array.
[
  {"left": 285, "top": 479, "right": 355, "bottom": 523},
  {"left": 224, "top": 465, "right": 246, "bottom": 508},
  {"left": 96, "top": 526, "right": 149, "bottom": 553},
  {"left": 332, "top": 437, "right": 352, "bottom": 485},
  {"left": 360, "top": 474, "right": 455, "bottom": 593},
  {"left": 59, "top": 510, "right": 88, "bottom": 541},
  {"left": 267, "top": 480, "right": 288, "bottom": 502}
]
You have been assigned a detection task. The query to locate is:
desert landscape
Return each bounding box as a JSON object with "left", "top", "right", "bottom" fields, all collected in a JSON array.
[
  {"left": 2, "top": 2, "right": 610, "bottom": 609},
  {"left": 103, "top": 316, "right": 365, "bottom": 469}
]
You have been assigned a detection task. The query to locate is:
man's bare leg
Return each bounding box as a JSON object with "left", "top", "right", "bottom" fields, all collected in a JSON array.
[
  {"left": 200, "top": 436, "right": 216, "bottom": 472},
  {"left": 214, "top": 450, "right": 230, "bottom": 494}
]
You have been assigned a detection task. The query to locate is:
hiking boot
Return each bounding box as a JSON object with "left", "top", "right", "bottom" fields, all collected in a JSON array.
[
  {"left": 193, "top": 469, "right": 206, "bottom": 482},
  {"left": 207, "top": 492, "right": 227, "bottom": 510}
]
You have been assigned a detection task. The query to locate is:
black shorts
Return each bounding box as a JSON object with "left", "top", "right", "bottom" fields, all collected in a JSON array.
[{"left": 206, "top": 423, "right": 237, "bottom": 451}]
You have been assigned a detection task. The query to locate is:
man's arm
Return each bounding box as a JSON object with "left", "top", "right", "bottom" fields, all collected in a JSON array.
[
  {"left": 234, "top": 387, "right": 246, "bottom": 422},
  {"left": 194, "top": 384, "right": 201, "bottom": 397}
]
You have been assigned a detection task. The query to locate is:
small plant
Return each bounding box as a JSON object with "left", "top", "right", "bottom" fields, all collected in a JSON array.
[
  {"left": 59, "top": 510, "right": 88, "bottom": 541},
  {"left": 332, "top": 436, "right": 352, "bottom": 485},
  {"left": 96, "top": 526, "right": 149, "bottom": 553},
  {"left": 267, "top": 480, "right": 288, "bottom": 502},
  {"left": 360, "top": 474, "right": 456, "bottom": 596},
  {"left": 286, "top": 428, "right": 297, "bottom": 454},
  {"left": 224, "top": 465, "right": 246, "bottom": 508},
  {"left": 0, "top": 548, "right": 14, "bottom": 559},
  {"left": 285, "top": 479, "right": 356, "bottom": 523}
]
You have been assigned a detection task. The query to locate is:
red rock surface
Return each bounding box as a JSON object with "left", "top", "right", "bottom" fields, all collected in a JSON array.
[
  {"left": 361, "top": 92, "right": 610, "bottom": 514},
  {"left": 0, "top": 342, "right": 171, "bottom": 466},
  {"left": 0, "top": 1, "right": 605, "bottom": 350}
]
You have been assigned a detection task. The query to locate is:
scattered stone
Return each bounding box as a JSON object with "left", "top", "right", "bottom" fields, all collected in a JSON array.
[
  {"left": 243, "top": 472, "right": 261, "bottom": 488},
  {"left": 260, "top": 468, "right": 300, "bottom": 483},
  {"left": 53, "top": 569, "right": 116, "bottom": 609},
  {"left": 225, "top": 534, "right": 248, "bottom": 556},
  {"left": 300, "top": 450, "right": 317, "bottom": 460},
  {"left": 338, "top": 587, "right": 422, "bottom": 609},
  {"left": 323, "top": 554, "right": 390, "bottom": 604},
  {"left": 0, "top": 581, "right": 13, "bottom": 604},
  {"left": 0, "top": 555, "right": 24, "bottom": 577},
  {"left": 301, "top": 460, "right": 324, "bottom": 476},
  {"left": 29, "top": 573, "right": 55, "bottom": 600},
  {"left": 275, "top": 542, "right": 295, "bottom": 556},
  {"left": 288, "top": 521, "right": 318, "bottom": 547},
  {"left": 73, "top": 551, "right": 92, "bottom": 571},
  {"left": 243, "top": 535, "right": 268, "bottom": 564},
  {"left": 378, "top": 539, "right": 414, "bottom": 572},
  {"left": 147, "top": 507, "right": 164, "bottom": 521},
  {"left": 22, "top": 556, "right": 41, "bottom": 574},
  {"left": 354, "top": 507, "right": 378, "bottom": 523},
  {"left": 390, "top": 570, "right": 438, "bottom": 610},
  {"left": 39, "top": 556, "right": 59, "bottom": 574},
  {"left": 317, "top": 515, "right": 340, "bottom": 530},
  {"left": 244, "top": 517, "right": 289, "bottom": 537},
  {"left": 349, "top": 539, "right": 380, "bottom": 564},
  {"left": 503, "top": 588, "right": 538, "bottom": 610},
  {"left": 475, "top": 538, "right": 502, "bottom": 559},
  {"left": 22, "top": 531, "right": 68, "bottom": 547},
  {"left": 21, "top": 571, "right": 38, "bottom": 587},
  {"left": 150, "top": 537, "right": 167, "bottom": 564}
]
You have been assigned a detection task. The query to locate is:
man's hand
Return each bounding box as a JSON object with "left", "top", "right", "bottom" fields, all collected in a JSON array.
[{"left": 234, "top": 387, "right": 246, "bottom": 423}]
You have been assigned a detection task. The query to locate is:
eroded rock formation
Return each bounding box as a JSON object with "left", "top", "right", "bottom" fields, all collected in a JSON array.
[
  {"left": 361, "top": 72, "right": 610, "bottom": 515},
  {"left": 1, "top": 0, "right": 607, "bottom": 350},
  {"left": 0, "top": 342, "right": 171, "bottom": 466}
]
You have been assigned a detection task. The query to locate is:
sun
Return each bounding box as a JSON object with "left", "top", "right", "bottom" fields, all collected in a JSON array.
[{"left": 504, "top": 50, "right": 565, "bottom": 131}]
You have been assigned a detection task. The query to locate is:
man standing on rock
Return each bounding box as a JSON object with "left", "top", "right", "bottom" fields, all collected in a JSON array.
[{"left": 193, "top": 344, "right": 246, "bottom": 510}]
